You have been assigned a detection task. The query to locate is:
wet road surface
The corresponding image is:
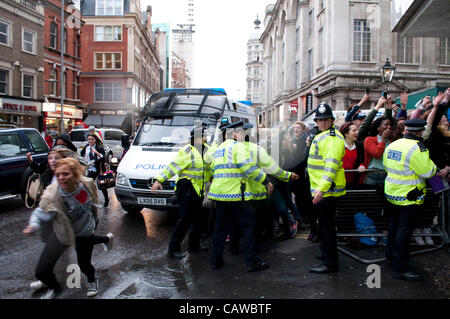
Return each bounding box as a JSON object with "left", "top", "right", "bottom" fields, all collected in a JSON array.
[{"left": 0, "top": 190, "right": 447, "bottom": 299}]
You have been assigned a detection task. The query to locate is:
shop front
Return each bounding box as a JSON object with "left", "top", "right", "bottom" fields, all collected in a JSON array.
[
  {"left": 43, "top": 103, "right": 83, "bottom": 133},
  {"left": 0, "top": 97, "right": 42, "bottom": 129}
]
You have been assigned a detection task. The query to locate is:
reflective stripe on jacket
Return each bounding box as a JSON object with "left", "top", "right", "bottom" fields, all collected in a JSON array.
[
  {"left": 307, "top": 126, "right": 346, "bottom": 197},
  {"left": 383, "top": 137, "right": 437, "bottom": 206},
  {"left": 156, "top": 144, "right": 205, "bottom": 197},
  {"left": 244, "top": 141, "right": 291, "bottom": 200},
  {"left": 208, "top": 139, "right": 267, "bottom": 201}
]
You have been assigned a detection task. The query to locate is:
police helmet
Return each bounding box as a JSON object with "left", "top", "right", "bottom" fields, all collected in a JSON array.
[{"left": 314, "top": 102, "right": 334, "bottom": 120}]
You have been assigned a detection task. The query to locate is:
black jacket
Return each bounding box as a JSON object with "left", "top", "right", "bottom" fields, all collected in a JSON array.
[
  {"left": 425, "top": 102, "right": 450, "bottom": 169},
  {"left": 80, "top": 143, "right": 106, "bottom": 176}
]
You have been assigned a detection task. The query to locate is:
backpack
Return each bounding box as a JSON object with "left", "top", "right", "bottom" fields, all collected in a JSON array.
[{"left": 354, "top": 212, "right": 378, "bottom": 246}]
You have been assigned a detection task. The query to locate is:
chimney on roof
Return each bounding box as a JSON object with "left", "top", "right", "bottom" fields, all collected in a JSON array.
[{"left": 146, "top": 5, "right": 152, "bottom": 31}]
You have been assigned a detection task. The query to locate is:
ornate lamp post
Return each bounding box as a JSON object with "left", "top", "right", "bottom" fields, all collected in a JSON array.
[{"left": 380, "top": 58, "right": 396, "bottom": 94}]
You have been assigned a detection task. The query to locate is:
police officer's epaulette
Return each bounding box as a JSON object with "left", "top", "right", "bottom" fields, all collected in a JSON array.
[
  {"left": 330, "top": 127, "right": 336, "bottom": 136},
  {"left": 417, "top": 141, "right": 427, "bottom": 152}
]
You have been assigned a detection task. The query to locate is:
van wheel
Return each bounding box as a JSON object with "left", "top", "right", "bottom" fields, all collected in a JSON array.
[{"left": 122, "top": 205, "right": 142, "bottom": 215}]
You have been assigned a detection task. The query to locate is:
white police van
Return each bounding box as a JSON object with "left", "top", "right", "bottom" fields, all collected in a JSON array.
[{"left": 114, "top": 88, "right": 257, "bottom": 213}]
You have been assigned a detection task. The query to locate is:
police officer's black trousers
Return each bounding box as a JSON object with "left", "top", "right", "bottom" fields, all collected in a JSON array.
[
  {"left": 168, "top": 180, "right": 202, "bottom": 252},
  {"left": 385, "top": 204, "right": 418, "bottom": 273},
  {"left": 292, "top": 177, "right": 317, "bottom": 232},
  {"left": 211, "top": 201, "right": 259, "bottom": 267},
  {"left": 314, "top": 197, "right": 338, "bottom": 268}
]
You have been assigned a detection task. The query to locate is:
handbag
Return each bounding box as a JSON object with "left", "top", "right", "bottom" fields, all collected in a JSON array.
[
  {"left": 97, "top": 164, "right": 115, "bottom": 190},
  {"left": 25, "top": 173, "right": 43, "bottom": 209}
]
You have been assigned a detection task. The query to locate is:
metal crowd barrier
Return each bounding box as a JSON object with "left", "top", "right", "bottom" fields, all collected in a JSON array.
[{"left": 335, "top": 169, "right": 448, "bottom": 264}]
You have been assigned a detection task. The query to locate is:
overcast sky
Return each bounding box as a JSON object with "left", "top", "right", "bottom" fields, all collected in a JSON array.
[{"left": 142, "top": 0, "right": 275, "bottom": 100}]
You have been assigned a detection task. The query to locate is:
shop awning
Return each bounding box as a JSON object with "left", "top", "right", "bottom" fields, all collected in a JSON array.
[
  {"left": 394, "top": 87, "right": 447, "bottom": 110},
  {"left": 83, "top": 115, "right": 102, "bottom": 127}
]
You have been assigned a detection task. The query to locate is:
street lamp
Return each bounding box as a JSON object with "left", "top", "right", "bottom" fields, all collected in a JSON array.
[{"left": 380, "top": 58, "right": 396, "bottom": 94}]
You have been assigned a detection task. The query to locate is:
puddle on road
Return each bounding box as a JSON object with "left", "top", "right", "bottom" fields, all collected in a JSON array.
[{"left": 131, "top": 261, "right": 195, "bottom": 289}]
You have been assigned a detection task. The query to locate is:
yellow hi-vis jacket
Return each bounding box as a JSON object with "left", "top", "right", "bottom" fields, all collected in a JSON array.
[
  {"left": 307, "top": 126, "right": 346, "bottom": 197},
  {"left": 244, "top": 141, "right": 291, "bottom": 200},
  {"left": 383, "top": 136, "right": 437, "bottom": 206},
  {"left": 155, "top": 144, "right": 206, "bottom": 197},
  {"left": 208, "top": 139, "right": 268, "bottom": 201}
]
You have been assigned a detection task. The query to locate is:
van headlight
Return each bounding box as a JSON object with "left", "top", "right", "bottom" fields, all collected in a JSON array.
[
  {"left": 110, "top": 157, "right": 118, "bottom": 164},
  {"left": 116, "top": 173, "right": 129, "bottom": 186}
]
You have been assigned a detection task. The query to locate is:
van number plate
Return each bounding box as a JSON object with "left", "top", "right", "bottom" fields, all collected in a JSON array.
[{"left": 137, "top": 197, "right": 167, "bottom": 206}]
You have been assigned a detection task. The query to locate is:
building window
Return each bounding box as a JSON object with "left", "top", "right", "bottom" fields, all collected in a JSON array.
[
  {"left": 353, "top": 20, "right": 371, "bottom": 62},
  {"left": 248, "top": 81, "right": 252, "bottom": 90},
  {"left": 95, "top": 53, "right": 122, "bottom": 70},
  {"left": 62, "top": 28, "right": 67, "bottom": 54},
  {"left": 307, "top": 49, "right": 313, "bottom": 81},
  {"left": 397, "top": 37, "right": 414, "bottom": 63},
  {"left": 0, "top": 70, "right": 8, "bottom": 94},
  {"left": 295, "top": 60, "right": 299, "bottom": 87},
  {"left": 318, "top": 28, "right": 323, "bottom": 66},
  {"left": 0, "top": 19, "right": 11, "bottom": 46},
  {"left": 75, "top": 34, "right": 80, "bottom": 58},
  {"left": 94, "top": 82, "right": 122, "bottom": 102},
  {"left": 22, "top": 74, "right": 33, "bottom": 98},
  {"left": 50, "top": 22, "right": 57, "bottom": 49},
  {"left": 254, "top": 81, "right": 259, "bottom": 89},
  {"left": 96, "top": 0, "right": 123, "bottom": 16},
  {"left": 308, "top": 9, "right": 314, "bottom": 38},
  {"left": 296, "top": 27, "right": 300, "bottom": 53},
  {"left": 22, "top": 28, "right": 36, "bottom": 54},
  {"left": 320, "top": 0, "right": 324, "bottom": 10},
  {"left": 440, "top": 38, "right": 450, "bottom": 65},
  {"left": 95, "top": 26, "right": 122, "bottom": 41},
  {"left": 49, "top": 68, "right": 57, "bottom": 96}
]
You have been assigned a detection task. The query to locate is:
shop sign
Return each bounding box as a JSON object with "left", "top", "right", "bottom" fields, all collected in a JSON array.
[
  {"left": 289, "top": 100, "right": 298, "bottom": 114},
  {"left": 46, "top": 105, "right": 82, "bottom": 119},
  {"left": 306, "top": 93, "right": 313, "bottom": 111},
  {"left": 0, "top": 98, "right": 42, "bottom": 114}
]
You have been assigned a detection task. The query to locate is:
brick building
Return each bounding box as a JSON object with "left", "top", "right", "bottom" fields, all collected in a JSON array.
[
  {"left": 42, "top": 0, "right": 84, "bottom": 132},
  {"left": 79, "top": 0, "right": 162, "bottom": 134},
  {"left": 171, "top": 51, "right": 189, "bottom": 88},
  {"left": 0, "top": 0, "right": 45, "bottom": 129}
]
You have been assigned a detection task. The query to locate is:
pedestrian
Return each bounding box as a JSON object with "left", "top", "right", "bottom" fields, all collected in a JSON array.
[
  {"left": 44, "top": 131, "right": 53, "bottom": 148},
  {"left": 288, "top": 121, "right": 318, "bottom": 241},
  {"left": 383, "top": 119, "right": 439, "bottom": 281},
  {"left": 80, "top": 133, "right": 109, "bottom": 207},
  {"left": 54, "top": 134, "right": 78, "bottom": 153},
  {"left": 208, "top": 121, "right": 273, "bottom": 272},
  {"left": 151, "top": 125, "right": 208, "bottom": 259},
  {"left": 23, "top": 157, "right": 105, "bottom": 298},
  {"left": 88, "top": 126, "right": 103, "bottom": 145},
  {"left": 339, "top": 122, "right": 365, "bottom": 189},
  {"left": 307, "top": 103, "right": 346, "bottom": 274}
]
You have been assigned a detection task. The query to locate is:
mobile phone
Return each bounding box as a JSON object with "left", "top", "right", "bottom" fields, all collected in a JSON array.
[
  {"left": 382, "top": 91, "right": 387, "bottom": 98},
  {"left": 365, "top": 88, "right": 370, "bottom": 94}
]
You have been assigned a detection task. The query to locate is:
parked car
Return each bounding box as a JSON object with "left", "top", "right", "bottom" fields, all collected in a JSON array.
[
  {"left": 0, "top": 127, "right": 49, "bottom": 201},
  {"left": 70, "top": 127, "right": 126, "bottom": 163}
]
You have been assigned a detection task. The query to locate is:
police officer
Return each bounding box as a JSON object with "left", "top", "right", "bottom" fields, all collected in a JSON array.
[
  {"left": 383, "top": 118, "right": 437, "bottom": 281},
  {"left": 307, "top": 103, "right": 346, "bottom": 274},
  {"left": 208, "top": 121, "right": 273, "bottom": 272},
  {"left": 229, "top": 124, "right": 300, "bottom": 252},
  {"left": 151, "top": 125, "right": 208, "bottom": 259}
]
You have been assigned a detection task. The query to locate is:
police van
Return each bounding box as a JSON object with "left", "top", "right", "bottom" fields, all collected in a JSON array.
[{"left": 114, "top": 88, "right": 257, "bottom": 213}]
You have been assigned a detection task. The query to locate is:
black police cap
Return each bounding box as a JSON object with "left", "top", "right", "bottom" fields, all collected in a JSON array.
[
  {"left": 314, "top": 102, "right": 334, "bottom": 120},
  {"left": 404, "top": 118, "right": 427, "bottom": 131}
]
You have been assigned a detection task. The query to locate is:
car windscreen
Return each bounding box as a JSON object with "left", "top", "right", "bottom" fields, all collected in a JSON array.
[
  {"left": 25, "top": 131, "right": 49, "bottom": 153},
  {"left": 0, "top": 134, "right": 28, "bottom": 158},
  {"left": 149, "top": 94, "right": 226, "bottom": 116},
  {"left": 133, "top": 117, "right": 216, "bottom": 147},
  {"left": 70, "top": 130, "right": 89, "bottom": 142}
]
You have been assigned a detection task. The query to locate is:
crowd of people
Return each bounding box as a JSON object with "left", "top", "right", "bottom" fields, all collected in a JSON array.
[{"left": 20, "top": 88, "right": 449, "bottom": 298}]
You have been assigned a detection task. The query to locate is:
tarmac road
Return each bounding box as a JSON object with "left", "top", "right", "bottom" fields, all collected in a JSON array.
[{"left": 0, "top": 189, "right": 448, "bottom": 300}]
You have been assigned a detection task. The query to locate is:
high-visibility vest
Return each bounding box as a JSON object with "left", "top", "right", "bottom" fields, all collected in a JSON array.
[
  {"left": 244, "top": 141, "right": 291, "bottom": 200},
  {"left": 383, "top": 137, "right": 437, "bottom": 206},
  {"left": 307, "top": 126, "right": 346, "bottom": 197},
  {"left": 208, "top": 139, "right": 267, "bottom": 201},
  {"left": 155, "top": 144, "right": 205, "bottom": 197}
]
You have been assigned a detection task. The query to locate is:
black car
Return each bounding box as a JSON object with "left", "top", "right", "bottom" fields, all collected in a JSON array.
[{"left": 0, "top": 128, "right": 49, "bottom": 201}]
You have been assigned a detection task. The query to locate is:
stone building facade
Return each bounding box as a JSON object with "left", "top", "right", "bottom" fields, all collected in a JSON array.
[{"left": 260, "top": 0, "right": 450, "bottom": 128}]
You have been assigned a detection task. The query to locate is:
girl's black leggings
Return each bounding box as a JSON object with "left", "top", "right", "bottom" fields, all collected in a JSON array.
[{"left": 35, "top": 231, "right": 96, "bottom": 291}]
